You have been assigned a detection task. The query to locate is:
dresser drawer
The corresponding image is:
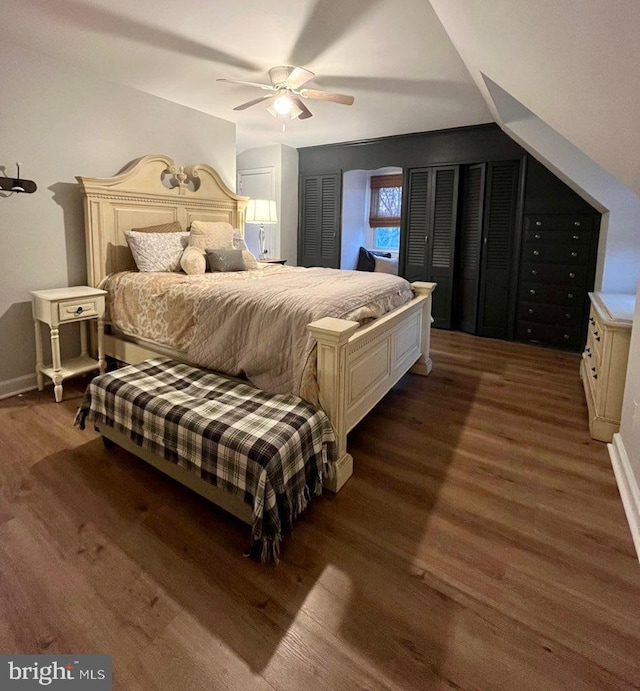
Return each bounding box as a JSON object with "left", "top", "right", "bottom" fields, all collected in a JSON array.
[
  {"left": 520, "top": 282, "right": 585, "bottom": 305},
  {"left": 521, "top": 243, "right": 589, "bottom": 265},
  {"left": 516, "top": 320, "right": 582, "bottom": 348},
  {"left": 58, "top": 298, "right": 101, "bottom": 322},
  {"left": 524, "top": 215, "right": 593, "bottom": 232},
  {"left": 586, "top": 309, "right": 603, "bottom": 362},
  {"left": 524, "top": 229, "right": 591, "bottom": 245},
  {"left": 521, "top": 263, "right": 587, "bottom": 285},
  {"left": 518, "top": 301, "right": 581, "bottom": 326}
]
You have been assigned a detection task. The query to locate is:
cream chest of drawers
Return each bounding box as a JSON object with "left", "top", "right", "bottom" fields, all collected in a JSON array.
[{"left": 580, "top": 292, "right": 634, "bottom": 441}]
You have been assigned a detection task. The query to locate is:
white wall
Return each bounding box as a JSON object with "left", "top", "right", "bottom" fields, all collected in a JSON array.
[
  {"left": 0, "top": 41, "right": 236, "bottom": 397},
  {"left": 620, "top": 283, "right": 640, "bottom": 494},
  {"left": 237, "top": 144, "right": 299, "bottom": 266},
  {"left": 340, "top": 170, "right": 369, "bottom": 270}
]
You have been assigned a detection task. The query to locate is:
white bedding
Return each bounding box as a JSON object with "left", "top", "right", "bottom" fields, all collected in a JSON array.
[{"left": 101, "top": 265, "right": 414, "bottom": 402}]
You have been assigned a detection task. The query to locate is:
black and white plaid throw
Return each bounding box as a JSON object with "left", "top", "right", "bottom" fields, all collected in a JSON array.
[{"left": 75, "top": 358, "right": 336, "bottom": 562}]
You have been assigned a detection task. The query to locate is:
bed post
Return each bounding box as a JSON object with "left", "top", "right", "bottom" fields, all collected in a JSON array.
[
  {"left": 410, "top": 281, "right": 437, "bottom": 376},
  {"left": 307, "top": 317, "right": 360, "bottom": 493}
]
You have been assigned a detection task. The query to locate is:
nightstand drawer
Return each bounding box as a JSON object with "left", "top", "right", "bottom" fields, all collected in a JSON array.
[{"left": 58, "top": 299, "right": 101, "bottom": 322}]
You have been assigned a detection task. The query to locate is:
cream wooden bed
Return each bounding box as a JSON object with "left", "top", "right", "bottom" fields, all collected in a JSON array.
[{"left": 77, "top": 154, "right": 436, "bottom": 492}]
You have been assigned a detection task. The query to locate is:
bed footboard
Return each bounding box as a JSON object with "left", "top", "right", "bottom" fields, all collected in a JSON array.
[{"left": 308, "top": 281, "right": 436, "bottom": 492}]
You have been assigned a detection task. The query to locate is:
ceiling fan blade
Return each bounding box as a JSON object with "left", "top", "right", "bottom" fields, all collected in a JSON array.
[
  {"left": 299, "top": 88, "right": 354, "bottom": 106},
  {"left": 285, "top": 67, "right": 315, "bottom": 89},
  {"left": 292, "top": 96, "right": 313, "bottom": 120},
  {"left": 217, "top": 78, "right": 275, "bottom": 91},
  {"left": 233, "top": 95, "right": 273, "bottom": 111}
]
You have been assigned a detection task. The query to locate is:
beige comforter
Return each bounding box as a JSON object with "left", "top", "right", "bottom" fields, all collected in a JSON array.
[{"left": 101, "top": 265, "right": 414, "bottom": 402}]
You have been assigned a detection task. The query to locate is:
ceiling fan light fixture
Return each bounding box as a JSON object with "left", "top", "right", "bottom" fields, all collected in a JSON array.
[{"left": 273, "top": 92, "right": 293, "bottom": 115}]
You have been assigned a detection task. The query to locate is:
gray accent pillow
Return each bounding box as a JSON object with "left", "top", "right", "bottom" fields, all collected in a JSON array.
[{"left": 206, "top": 248, "right": 247, "bottom": 272}]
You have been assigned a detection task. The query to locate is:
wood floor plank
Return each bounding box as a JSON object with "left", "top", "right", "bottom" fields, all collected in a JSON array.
[{"left": 1, "top": 331, "right": 639, "bottom": 690}]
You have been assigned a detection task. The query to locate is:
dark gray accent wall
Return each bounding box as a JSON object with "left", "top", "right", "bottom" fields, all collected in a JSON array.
[{"left": 298, "top": 124, "right": 526, "bottom": 174}]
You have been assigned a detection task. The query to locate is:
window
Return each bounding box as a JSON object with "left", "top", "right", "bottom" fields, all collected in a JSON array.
[{"left": 369, "top": 174, "right": 402, "bottom": 250}]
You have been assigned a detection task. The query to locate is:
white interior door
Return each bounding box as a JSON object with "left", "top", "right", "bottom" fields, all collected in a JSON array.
[{"left": 238, "top": 167, "right": 277, "bottom": 258}]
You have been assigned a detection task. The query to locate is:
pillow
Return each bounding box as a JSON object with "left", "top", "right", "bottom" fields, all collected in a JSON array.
[
  {"left": 373, "top": 255, "right": 399, "bottom": 275},
  {"left": 356, "top": 246, "right": 393, "bottom": 271},
  {"left": 131, "top": 221, "right": 182, "bottom": 234},
  {"left": 206, "top": 248, "right": 247, "bottom": 272},
  {"left": 124, "top": 230, "right": 189, "bottom": 272},
  {"left": 180, "top": 246, "right": 206, "bottom": 275},
  {"left": 232, "top": 229, "right": 248, "bottom": 251},
  {"left": 231, "top": 229, "right": 259, "bottom": 270},
  {"left": 189, "top": 221, "right": 234, "bottom": 251}
]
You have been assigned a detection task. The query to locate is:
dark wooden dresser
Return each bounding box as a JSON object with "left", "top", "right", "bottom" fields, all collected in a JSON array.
[{"left": 516, "top": 213, "right": 599, "bottom": 350}]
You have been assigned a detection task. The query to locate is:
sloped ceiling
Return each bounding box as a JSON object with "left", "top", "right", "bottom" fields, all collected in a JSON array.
[
  {"left": 429, "top": 0, "right": 640, "bottom": 198},
  {"left": 0, "top": 0, "right": 492, "bottom": 152}
]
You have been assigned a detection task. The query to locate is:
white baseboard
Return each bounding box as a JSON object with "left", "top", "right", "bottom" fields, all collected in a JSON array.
[
  {"left": 0, "top": 373, "right": 38, "bottom": 401},
  {"left": 608, "top": 433, "right": 640, "bottom": 562}
]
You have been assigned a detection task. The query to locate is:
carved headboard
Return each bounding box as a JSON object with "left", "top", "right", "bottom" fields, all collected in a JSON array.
[{"left": 76, "top": 154, "right": 249, "bottom": 287}]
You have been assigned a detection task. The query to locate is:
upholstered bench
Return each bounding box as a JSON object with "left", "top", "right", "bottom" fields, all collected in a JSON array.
[{"left": 75, "top": 358, "right": 336, "bottom": 561}]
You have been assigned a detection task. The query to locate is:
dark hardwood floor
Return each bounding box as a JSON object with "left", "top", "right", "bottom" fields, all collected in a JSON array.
[{"left": 1, "top": 330, "right": 639, "bottom": 690}]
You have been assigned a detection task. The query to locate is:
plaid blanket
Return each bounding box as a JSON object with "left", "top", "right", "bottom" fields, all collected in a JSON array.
[{"left": 75, "top": 358, "right": 336, "bottom": 562}]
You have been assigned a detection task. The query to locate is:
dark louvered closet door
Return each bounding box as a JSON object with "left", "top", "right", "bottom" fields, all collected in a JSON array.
[
  {"left": 401, "top": 168, "right": 430, "bottom": 282},
  {"left": 298, "top": 172, "right": 341, "bottom": 268},
  {"left": 455, "top": 163, "right": 486, "bottom": 334},
  {"left": 426, "top": 166, "right": 459, "bottom": 329},
  {"left": 477, "top": 160, "right": 520, "bottom": 338}
]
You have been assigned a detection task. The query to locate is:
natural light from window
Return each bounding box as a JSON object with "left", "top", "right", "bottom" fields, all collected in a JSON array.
[{"left": 369, "top": 174, "right": 402, "bottom": 251}]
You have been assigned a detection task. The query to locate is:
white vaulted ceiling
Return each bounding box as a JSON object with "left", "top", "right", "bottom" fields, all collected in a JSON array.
[{"left": 0, "top": 0, "right": 492, "bottom": 152}]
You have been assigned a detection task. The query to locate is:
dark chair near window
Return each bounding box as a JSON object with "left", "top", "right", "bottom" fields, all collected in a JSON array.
[{"left": 356, "top": 247, "right": 392, "bottom": 271}]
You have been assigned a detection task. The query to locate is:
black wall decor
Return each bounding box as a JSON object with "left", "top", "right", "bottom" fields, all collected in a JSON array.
[{"left": 0, "top": 163, "right": 37, "bottom": 195}]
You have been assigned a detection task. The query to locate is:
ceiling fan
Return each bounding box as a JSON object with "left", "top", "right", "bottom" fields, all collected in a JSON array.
[{"left": 217, "top": 65, "right": 354, "bottom": 120}]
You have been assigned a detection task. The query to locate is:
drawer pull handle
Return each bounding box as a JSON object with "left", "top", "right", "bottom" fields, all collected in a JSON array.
[
  {"left": 573, "top": 234, "right": 580, "bottom": 240},
  {"left": 571, "top": 251, "right": 578, "bottom": 257},
  {"left": 528, "top": 308, "right": 534, "bottom": 314},
  {"left": 527, "top": 328, "right": 532, "bottom": 334},
  {"left": 533, "top": 250, "right": 540, "bottom": 256},
  {"left": 531, "top": 270, "right": 538, "bottom": 276},
  {"left": 529, "top": 289, "right": 536, "bottom": 295},
  {"left": 536, "top": 221, "right": 542, "bottom": 226},
  {"left": 569, "top": 272, "right": 576, "bottom": 279},
  {"left": 75, "top": 306, "right": 84, "bottom": 315},
  {"left": 534, "top": 233, "right": 541, "bottom": 239},
  {"left": 565, "top": 313, "right": 571, "bottom": 319},
  {"left": 563, "top": 334, "right": 570, "bottom": 340},
  {"left": 574, "top": 221, "right": 581, "bottom": 226},
  {"left": 567, "top": 293, "right": 574, "bottom": 299}
]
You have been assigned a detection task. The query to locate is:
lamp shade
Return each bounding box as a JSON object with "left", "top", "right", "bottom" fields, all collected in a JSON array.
[{"left": 245, "top": 199, "right": 277, "bottom": 224}]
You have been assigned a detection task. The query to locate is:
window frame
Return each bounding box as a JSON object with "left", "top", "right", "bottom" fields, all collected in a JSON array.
[{"left": 367, "top": 173, "right": 403, "bottom": 252}]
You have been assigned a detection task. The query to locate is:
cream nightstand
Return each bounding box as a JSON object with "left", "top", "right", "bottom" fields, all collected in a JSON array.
[{"left": 31, "top": 286, "right": 107, "bottom": 402}]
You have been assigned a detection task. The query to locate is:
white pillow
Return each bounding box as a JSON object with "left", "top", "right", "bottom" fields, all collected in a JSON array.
[
  {"left": 373, "top": 255, "right": 399, "bottom": 275},
  {"left": 232, "top": 229, "right": 259, "bottom": 269},
  {"left": 189, "top": 221, "right": 234, "bottom": 251},
  {"left": 180, "top": 246, "right": 207, "bottom": 275},
  {"left": 124, "top": 230, "right": 189, "bottom": 272}
]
